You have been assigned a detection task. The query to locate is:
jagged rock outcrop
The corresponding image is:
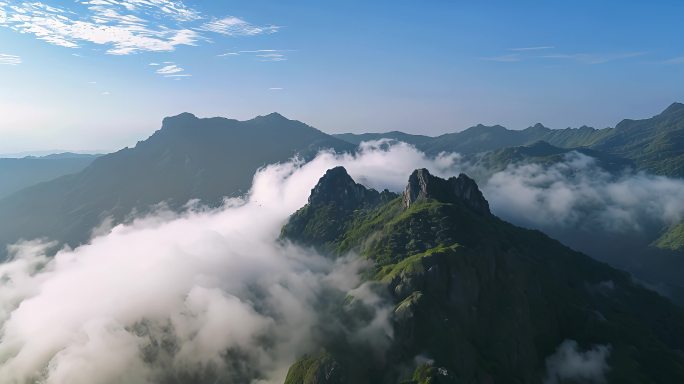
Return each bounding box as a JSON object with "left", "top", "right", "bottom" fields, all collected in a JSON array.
[
  {"left": 402, "top": 168, "right": 490, "bottom": 214},
  {"left": 281, "top": 167, "right": 684, "bottom": 383},
  {"left": 309, "top": 166, "right": 384, "bottom": 209},
  {"left": 280, "top": 166, "right": 397, "bottom": 252}
]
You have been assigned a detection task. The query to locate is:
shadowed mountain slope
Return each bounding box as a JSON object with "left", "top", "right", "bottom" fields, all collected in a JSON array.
[
  {"left": 0, "top": 112, "right": 354, "bottom": 258},
  {"left": 0, "top": 154, "right": 98, "bottom": 198},
  {"left": 281, "top": 167, "right": 684, "bottom": 384}
]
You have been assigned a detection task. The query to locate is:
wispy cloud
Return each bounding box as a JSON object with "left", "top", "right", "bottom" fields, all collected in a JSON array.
[
  {"left": 256, "top": 53, "right": 287, "bottom": 62},
  {"left": 156, "top": 64, "right": 184, "bottom": 75},
  {"left": 269, "top": 87, "right": 283, "bottom": 90},
  {"left": 218, "top": 49, "right": 293, "bottom": 62},
  {"left": 664, "top": 56, "right": 684, "bottom": 64},
  {"left": 480, "top": 54, "right": 521, "bottom": 62},
  {"left": 101, "top": 91, "right": 110, "bottom": 95},
  {"left": 485, "top": 46, "right": 646, "bottom": 65},
  {"left": 509, "top": 46, "right": 554, "bottom": 51},
  {"left": 200, "top": 16, "right": 278, "bottom": 36},
  {"left": 0, "top": 1, "right": 278, "bottom": 55},
  {"left": 0, "top": 53, "right": 21, "bottom": 65},
  {"left": 540, "top": 52, "right": 646, "bottom": 64},
  {"left": 155, "top": 62, "right": 190, "bottom": 79}
]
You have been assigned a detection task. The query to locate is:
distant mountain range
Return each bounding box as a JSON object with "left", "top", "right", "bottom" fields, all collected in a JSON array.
[
  {"left": 0, "top": 112, "right": 353, "bottom": 257},
  {"left": 2, "top": 102, "right": 684, "bottom": 382},
  {"left": 281, "top": 167, "right": 684, "bottom": 383},
  {"left": 0, "top": 153, "right": 99, "bottom": 199},
  {"left": 335, "top": 102, "right": 684, "bottom": 177},
  {"left": 1, "top": 103, "right": 684, "bottom": 302}
]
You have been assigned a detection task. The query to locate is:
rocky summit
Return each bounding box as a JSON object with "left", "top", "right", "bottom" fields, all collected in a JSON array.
[
  {"left": 402, "top": 168, "right": 490, "bottom": 215},
  {"left": 308, "top": 166, "right": 383, "bottom": 209},
  {"left": 282, "top": 167, "right": 684, "bottom": 384}
]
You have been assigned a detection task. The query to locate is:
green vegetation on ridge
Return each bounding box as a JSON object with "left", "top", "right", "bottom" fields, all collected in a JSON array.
[
  {"left": 654, "top": 222, "right": 684, "bottom": 252},
  {"left": 281, "top": 167, "right": 684, "bottom": 384}
]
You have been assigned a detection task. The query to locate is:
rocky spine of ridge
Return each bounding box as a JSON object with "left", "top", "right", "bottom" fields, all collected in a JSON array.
[
  {"left": 308, "top": 166, "right": 393, "bottom": 209},
  {"left": 280, "top": 166, "right": 397, "bottom": 250},
  {"left": 402, "top": 168, "right": 490, "bottom": 214},
  {"left": 283, "top": 166, "right": 684, "bottom": 383}
]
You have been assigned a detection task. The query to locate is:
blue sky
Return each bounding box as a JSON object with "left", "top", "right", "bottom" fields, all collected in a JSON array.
[{"left": 1, "top": 0, "right": 683, "bottom": 153}]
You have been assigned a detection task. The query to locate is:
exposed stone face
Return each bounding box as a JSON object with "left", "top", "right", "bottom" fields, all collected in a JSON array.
[
  {"left": 402, "top": 168, "right": 490, "bottom": 214},
  {"left": 308, "top": 166, "right": 381, "bottom": 209}
]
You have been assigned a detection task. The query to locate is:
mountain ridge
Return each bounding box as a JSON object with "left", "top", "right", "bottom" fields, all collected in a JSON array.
[
  {"left": 334, "top": 102, "right": 684, "bottom": 176},
  {"left": 281, "top": 167, "right": 684, "bottom": 383},
  {"left": 0, "top": 113, "right": 355, "bottom": 259}
]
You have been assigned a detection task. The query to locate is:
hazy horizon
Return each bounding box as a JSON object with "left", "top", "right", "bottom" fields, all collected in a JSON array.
[
  {"left": 2, "top": 0, "right": 684, "bottom": 153},
  {"left": 2, "top": 101, "right": 681, "bottom": 155}
]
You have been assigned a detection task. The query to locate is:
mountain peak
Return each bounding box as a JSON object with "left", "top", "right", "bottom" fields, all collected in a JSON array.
[
  {"left": 661, "top": 102, "right": 684, "bottom": 116},
  {"left": 472, "top": 124, "right": 506, "bottom": 131},
  {"left": 402, "top": 169, "right": 490, "bottom": 214},
  {"left": 253, "top": 112, "right": 290, "bottom": 122},
  {"left": 160, "top": 112, "right": 198, "bottom": 130},
  {"left": 164, "top": 112, "right": 197, "bottom": 121},
  {"left": 308, "top": 166, "right": 381, "bottom": 209}
]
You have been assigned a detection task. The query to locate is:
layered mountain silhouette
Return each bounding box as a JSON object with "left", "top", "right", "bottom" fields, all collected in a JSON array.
[
  {"left": 1, "top": 103, "right": 684, "bottom": 300},
  {"left": 281, "top": 167, "right": 684, "bottom": 383},
  {"left": 0, "top": 153, "right": 98, "bottom": 198},
  {"left": 335, "top": 102, "right": 684, "bottom": 176},
  {"left": 0, "top": 112, "right": 353, "bottom": 258},
  {"left": 471, "top": 140, "right": 633, "bottom": 178},
  {"left": 1, "top": 104, "right": 684, "bottom": 382}
]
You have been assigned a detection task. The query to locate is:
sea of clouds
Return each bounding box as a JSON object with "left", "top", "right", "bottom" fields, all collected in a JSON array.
[{"left": 2, "top": 140, "right": 684, "bottom": 383}]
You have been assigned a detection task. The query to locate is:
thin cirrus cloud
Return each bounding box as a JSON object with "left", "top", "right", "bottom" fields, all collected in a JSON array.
[
  {"left": 155, "top": 62, "right": 191, "bottom": 79},
  {"left": 480, "top": 46, "right": 553, "bottom": 61},
  {"left": 200, "top": 16, "right": 279, "bottom": 36},
  {"left": 0, "top": 0, "right": 278, "bottom": 55},
  {"left": 664, "top": 56, "right": 684, "bottom": 64},
  {"left": 540, "top": 52, "right": 647, "bottom": 64},
  {"left": 218, "top": 49, "right": 292, "bottom": 62},
  {"left": 480, "top": 54, "right": 521, "bottom": 62},
  {"left": 482, "top": 46, "right": 647, "bottom": 65},
  {"left": 509, "top": 46, "right": 555, "bottom": 51},
  {"left": 0, "top": 53, "right": 21, "bottom": 65}
]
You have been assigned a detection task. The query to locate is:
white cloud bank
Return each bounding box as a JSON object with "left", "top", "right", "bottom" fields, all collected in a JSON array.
[
  {"left": 1, "top": 140, "right": 682, "bottom": 383},
  {"left": 484, "top": 152, "right": 684, "bottom": 233},
  {"left": 0, "top": 1, "right": 278, "bottom": 55},
  {"left": 0, "top": 143, "right": 445, "bottom": 384}
]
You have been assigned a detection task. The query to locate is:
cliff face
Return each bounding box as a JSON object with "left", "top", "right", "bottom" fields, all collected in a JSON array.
[
  {"left": 280, "top": 166, "right": 396, "bottom": 253},
  {"left": 402, "top": 168, "right": 490, "bottom": 214},
  {"left": 281, "top": 167, "right": 684, "bottom": 384},
  {"left": 308, "top": 166, "right": 383, "bottom": 209}
]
